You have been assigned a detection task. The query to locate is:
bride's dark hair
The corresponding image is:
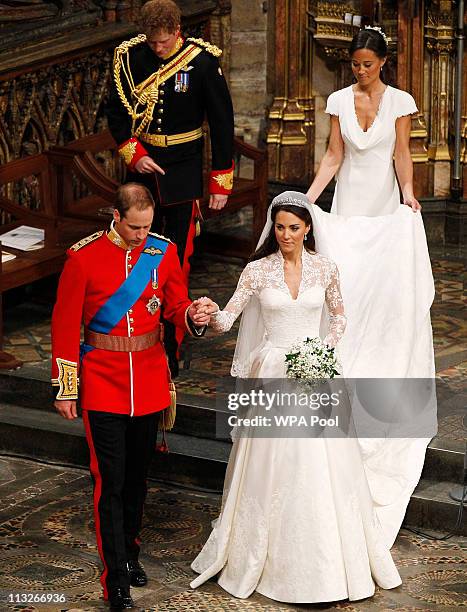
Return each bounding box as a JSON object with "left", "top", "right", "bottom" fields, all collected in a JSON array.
[
  {"left": 249, "top": 204, "right": 315, "bottom": 263},
  {"left": 349, "top": 28, "right": 388, "bottom": 83}
]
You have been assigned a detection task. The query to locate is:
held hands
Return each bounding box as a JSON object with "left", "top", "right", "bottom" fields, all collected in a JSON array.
[
  {"left": 188, "top": 297, "right": 219, "bottom": 326},
  {"left": 134, "top": 155, "right": 165, "bottom": 175},
  {"left": 403, "top": 194, "right": 422, "bottom": 212},
  {"left": 54, "top": 400, "right": 77, "bottom": 420},
  {"left": 209, "top": 194, "right": 228, "bottom": 210}
]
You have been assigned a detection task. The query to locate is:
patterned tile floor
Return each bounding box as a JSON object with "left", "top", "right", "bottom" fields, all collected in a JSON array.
[{"left": 0, "top": 455, "right": 465, "bottom": 612}]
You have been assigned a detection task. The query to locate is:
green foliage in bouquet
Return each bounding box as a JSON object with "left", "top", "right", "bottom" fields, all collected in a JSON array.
[{"left": 285, "top": 337, "right": 341, "bottom": 384}]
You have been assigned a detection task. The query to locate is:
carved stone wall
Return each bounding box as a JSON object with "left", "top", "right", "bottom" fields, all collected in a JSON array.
[
  {"left": 0, "top": 50, "right": 112, "bottom": 164},
  {"left": 229, "top": 0, "right": 268, "bottom": 146},
  {"left": 266, "top": 0, "right": 315, "bottom": 186},
  {"left": 425, "top": 0, "right": 456, "bottom": 197}
]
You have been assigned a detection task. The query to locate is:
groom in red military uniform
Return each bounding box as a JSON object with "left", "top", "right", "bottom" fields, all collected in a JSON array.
[
  {"left": 51, "top": 183, "right": 210, "bottom": 610},
  {"left": 106, "top": 0, "right": 234, "bottom": 376}
]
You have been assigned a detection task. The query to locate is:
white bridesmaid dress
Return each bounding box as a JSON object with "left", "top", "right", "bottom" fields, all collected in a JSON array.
[{"left": 310, "top": 85, "right": 436, "bottom": 547}]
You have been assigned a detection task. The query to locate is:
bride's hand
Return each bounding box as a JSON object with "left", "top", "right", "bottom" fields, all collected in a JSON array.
[
  {"left": 190, "top": 297, "right": 219, "bottom": 326},
  {"left": 403, "top": 195, "right": 421, "bottom": 212}
]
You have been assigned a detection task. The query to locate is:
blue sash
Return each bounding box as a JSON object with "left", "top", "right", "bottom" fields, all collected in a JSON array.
[{"left": 81, "top": 235, "right": 168, "bottom": 358}]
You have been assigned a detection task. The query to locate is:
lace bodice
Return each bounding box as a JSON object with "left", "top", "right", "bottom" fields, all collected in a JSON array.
[{"left": 210, "top": 250, "right": 346, "bottom": 349}]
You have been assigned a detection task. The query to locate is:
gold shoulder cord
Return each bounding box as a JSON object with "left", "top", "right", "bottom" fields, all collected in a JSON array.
[
  {"left": 186, "top": 37, "right": 222, "bottom": 57},
  {"left": 114, "top": 35, "right": 203, "bottom": 138},
  {"left": 113, "top": 34, "right": 153, "bottom": 135}
]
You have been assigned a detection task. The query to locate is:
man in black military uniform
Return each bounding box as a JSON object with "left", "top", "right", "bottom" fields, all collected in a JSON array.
[{"left": 106, "top": 0, "right": 234, "bottom": 375}]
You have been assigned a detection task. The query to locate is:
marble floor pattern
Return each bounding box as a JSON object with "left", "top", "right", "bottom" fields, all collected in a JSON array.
[{"left": 0, "top": 455, "right": 465, "bottom": 612}]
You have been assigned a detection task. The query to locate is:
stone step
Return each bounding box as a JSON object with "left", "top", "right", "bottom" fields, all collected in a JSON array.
[
  {"left": 0, "top": 366, "right": 225, "bottom": 440},
  {"left": 0, "top": 403, "right": 465, "bottom": 535},
  {"left": 404, "top": 478, "right": 466, "bottom": 537},
  {"left": 423, "top": 442, "right": 465, "bottom": 484},
  {"left": 0, "top": 403, "right": 229, "bottom": 491},
  {"left": 1, "top": 367, "right": 465, "bottom": 484}
]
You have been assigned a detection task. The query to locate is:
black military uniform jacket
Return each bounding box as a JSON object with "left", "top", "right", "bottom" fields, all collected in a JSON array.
[{"left": 106, "top": 35, "right": 234, "bottom": 204}]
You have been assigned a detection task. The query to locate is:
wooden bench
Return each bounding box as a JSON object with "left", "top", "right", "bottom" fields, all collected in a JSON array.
[
  {"left": 48, "top": 129, "right": 268, "bottom": 258},
  {"left": 0, "top": 130, "right": 268, "bottom": 354}
]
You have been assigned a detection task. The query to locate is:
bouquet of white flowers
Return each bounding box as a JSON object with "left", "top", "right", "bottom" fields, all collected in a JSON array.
[{"left": 285, "top": 337, "right": 340, "bottom": 384}]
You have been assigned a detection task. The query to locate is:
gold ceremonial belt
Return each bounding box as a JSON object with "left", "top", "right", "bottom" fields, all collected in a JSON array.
[
  {"left": 140, "top": 127, "right": 203, "bottom": 148},
  {"left": 84, "top": 328, "right": 160, "bottom": 352}
]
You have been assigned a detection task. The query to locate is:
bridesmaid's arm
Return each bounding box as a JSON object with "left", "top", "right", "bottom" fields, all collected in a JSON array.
[
  {"left": 394, "top": 116, "right": 421, "bottom": 212},
  {"left": 306, "top": 115, "right": 344, "bottom": 204}
]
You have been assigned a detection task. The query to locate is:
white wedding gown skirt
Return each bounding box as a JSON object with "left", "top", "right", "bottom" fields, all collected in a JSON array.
[
  {"left": 191, "top": 434, "right": 401, "bottom": 603},
  {"left": 191, "top": 279, "right": 402, "bottom": 602},
  {"left": 309, "top": 204, "right": 435, "bottom": 549}
]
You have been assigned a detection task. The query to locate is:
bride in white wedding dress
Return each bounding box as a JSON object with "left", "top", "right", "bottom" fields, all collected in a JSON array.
[
  {"left": 190, "top": 194, "right": 402, "bottom": 603},
  {"left": 305, "top": 27, "right": 436, "bottom": 547}
]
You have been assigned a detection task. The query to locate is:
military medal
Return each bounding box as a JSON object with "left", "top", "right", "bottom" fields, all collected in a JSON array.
[
  {"left": 147, "top": 269, "right": 160, "bottom": 315},
  {"left": 174, "top": 71, "right": 189, "bottom": 93},
  {"left": 151, "top": 268, "right": 158, "bottom": 289},
  {"left": 146, "top": 295, "right": 161, "bottom": 315}
]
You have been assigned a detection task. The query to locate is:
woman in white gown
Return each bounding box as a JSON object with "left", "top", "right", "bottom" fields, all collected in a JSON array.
[
  {"left": 190, "top": 194, "right": 402, "bottom": 603},
  {"left": 305, "top": 27, "right": 436, "bottom": 547}
]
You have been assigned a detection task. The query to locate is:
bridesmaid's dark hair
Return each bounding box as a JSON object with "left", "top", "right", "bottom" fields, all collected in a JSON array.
[
  {"left": 249, "top": 204, "right": 315, "bottom": 262},
  {"left": 349, "top": 28, "right": 388, "bottom": 59}
]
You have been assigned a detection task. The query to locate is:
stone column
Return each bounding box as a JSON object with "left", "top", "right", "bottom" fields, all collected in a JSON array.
[
  {"left": 266, "top": 0, "right": 314, "bottom": 186},
  {"left": 209, "top": 0, "right": 232, "bottom": 81},
  {"left": 397, "top": 0, "right": 430, "bottom": 198},
  {"left": 425, "top": 0, "right": 456, "bottom": 197},
  {"left": 460, "top": 13, "right": 467, "bottom": 199},
  {"left": 229, "top": 0, "right": 268, "bottom": 145}
]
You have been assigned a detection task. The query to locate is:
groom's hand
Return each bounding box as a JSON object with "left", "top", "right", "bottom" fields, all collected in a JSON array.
[
  {"left": 54, "top": 400, "right": 78, "bottom": 420},
  {"left": 196, "top": 297, "right": 219, "bottom": 315},
  {"left": 188, "top": 298, "right": 217, "bottom": 326}
]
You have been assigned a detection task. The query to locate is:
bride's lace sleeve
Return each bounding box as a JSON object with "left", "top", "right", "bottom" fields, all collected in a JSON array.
[
  {"left": 324, "top": 261, "right": 347, "bottom": 348},
  {"left": 210, "top": 263, "right": 260, "bottom": 333}
]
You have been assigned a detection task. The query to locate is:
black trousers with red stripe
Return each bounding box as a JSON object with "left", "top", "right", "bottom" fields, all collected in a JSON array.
[{"left": 83, "top": 410, "right": 158, "bottom": 597}]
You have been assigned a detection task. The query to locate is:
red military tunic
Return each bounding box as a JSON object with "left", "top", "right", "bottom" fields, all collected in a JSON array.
[{"left": 51, "top": 227, "right": 196, "bottom": 416}]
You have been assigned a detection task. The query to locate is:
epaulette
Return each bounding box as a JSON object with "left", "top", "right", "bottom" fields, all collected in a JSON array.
[
  {"left": 148, "top": 231, "right": 172, "bottom": 243},
  {"left": 114, "top": 34, "right": 147, "bottom": 57},
  {"left": 70, "top": 231, "right": 104, "bottom": 252},
  {"left": 186, "top": 37, "right": 222, "bottom": 57}
]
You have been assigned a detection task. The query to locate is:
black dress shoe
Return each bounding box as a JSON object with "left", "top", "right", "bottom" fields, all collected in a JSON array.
[
  {"left": 127, "top": 560, "right": 148, "bottom": 587},
  {"left": 108, "top": 586, "right": 134, "bottom": 610}
]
